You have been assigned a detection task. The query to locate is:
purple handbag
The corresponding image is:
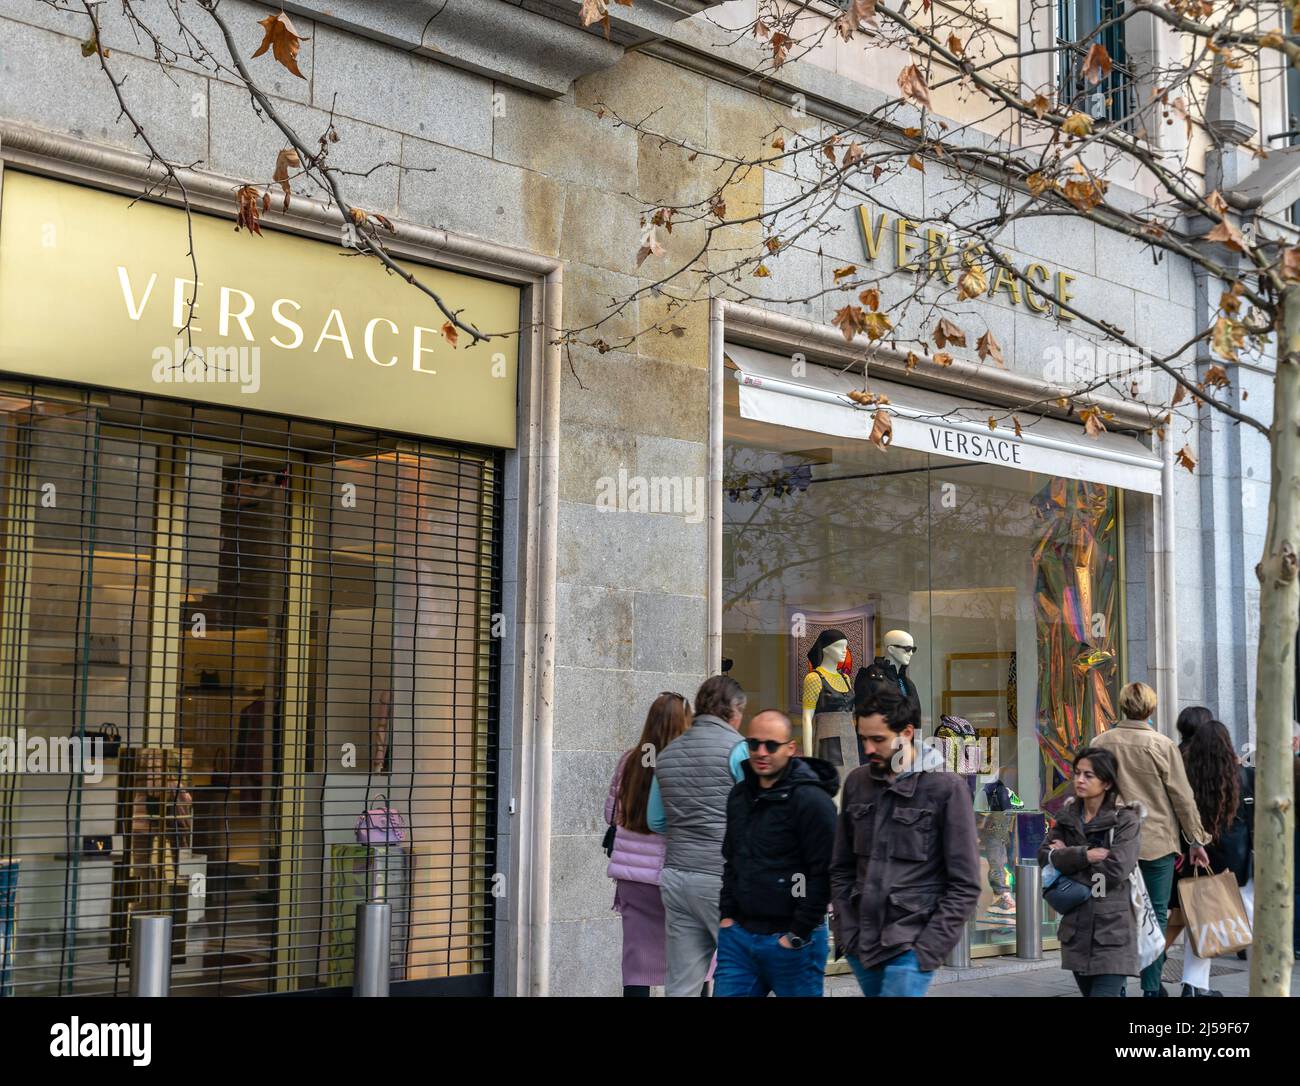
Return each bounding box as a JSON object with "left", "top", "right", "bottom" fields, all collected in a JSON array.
[{"left": 355, "top": 795, "right": 406, "bottom": 846}]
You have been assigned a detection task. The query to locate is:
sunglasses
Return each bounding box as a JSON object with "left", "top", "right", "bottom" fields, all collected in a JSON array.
[
  {"left": 745, "top": 738, "right": 791, "bottom": 754},
  {"left": 661, "top": 691, "right": 691, "bottom": 711}
]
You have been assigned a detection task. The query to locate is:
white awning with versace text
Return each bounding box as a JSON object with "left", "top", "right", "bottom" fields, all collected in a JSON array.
[{"left": 725, "top": 343, "right": 1162, "bottom": 495}]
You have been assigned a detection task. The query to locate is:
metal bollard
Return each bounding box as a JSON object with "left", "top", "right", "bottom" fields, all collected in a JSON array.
[
  {"left": 945, "top": 920, "right": 971, "bottom": 969},
  {"left": 1015, "top": 861, "right": 1043, "bottom": 960},
  {"left": 353, "top": 901, "right": 391, "bottom": 997},
  {"left": 129, "top": 914, "right": 173, "bottom": 997}
]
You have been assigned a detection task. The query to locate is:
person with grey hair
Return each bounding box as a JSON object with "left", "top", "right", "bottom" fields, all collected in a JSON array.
[{"left": 648, "top": 674, "right": 748, "bottom": 996}]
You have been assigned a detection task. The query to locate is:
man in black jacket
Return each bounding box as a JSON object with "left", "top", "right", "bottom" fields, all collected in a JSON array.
[{"left": 716, "top": 709, "right": 839, "bottom": 997}]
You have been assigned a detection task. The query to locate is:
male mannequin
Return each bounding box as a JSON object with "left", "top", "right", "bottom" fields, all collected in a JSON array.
[
  {"left": 801, "top": 629, "right": 856, "bottom": 786},
  {"left": 853, "top": 629, "right": 923, "bottom": 729}
]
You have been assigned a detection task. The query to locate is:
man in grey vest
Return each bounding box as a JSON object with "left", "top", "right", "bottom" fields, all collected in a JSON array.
[{"left": 647, "top": 675, "right": 748, "bottom": 996}]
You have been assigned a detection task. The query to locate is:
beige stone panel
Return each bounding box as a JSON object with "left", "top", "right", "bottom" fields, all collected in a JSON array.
[
  {"left": 560, "top": 346, "right": 709, "bottom": 443},
  {"left": 833, "top": 35, "right": 912, "bottom": 99},
  {"left": 707, "top": 81, "right": 808, "bottom": 164},
  {"left": 560, "top": 184, "right": 646, "bottom": 276},
  {"left": 575, "top": 50, "right": 711, "bottom": 146},
  {"left": 494, "top": 85, "right": 638, "bottom": 191},
  {"left": 635, "top": 133, "right": 726, "bottom": 210},
  {"left": 562, "top": 262, "right": 642, "bottom": 347},
  {"left": 558, "top": 426, "right": 638, "bottom": 505},
  {"left": 637, "top": 294, "right": 712, "bottom": 368}
]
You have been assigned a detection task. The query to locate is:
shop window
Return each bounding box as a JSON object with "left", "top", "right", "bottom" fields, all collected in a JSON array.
[
  {"left": 0, "top": 389, "right": 500, "bottom": 995},
  {"left": 722, "top": 382, "right": 1126, "bottom": 955},
  {"left": 1057, "top": 0, "right": 1135, "bottom": 129}
]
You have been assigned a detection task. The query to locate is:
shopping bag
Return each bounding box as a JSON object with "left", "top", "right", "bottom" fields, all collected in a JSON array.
[
  {"left": 1129, "top": 866, "right": 1165, "bottom": 970},
  {"left": 1178, "top": 869, "right": 1252, "bottom": 959}
]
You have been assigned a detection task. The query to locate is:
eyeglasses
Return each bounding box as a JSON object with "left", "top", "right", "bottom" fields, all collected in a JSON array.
[
  {"left": 745, "top": 738, "right": 790, "bottom": 754},
  {"left": 893, "top": 645, "right": 917, "bottom": 654}
]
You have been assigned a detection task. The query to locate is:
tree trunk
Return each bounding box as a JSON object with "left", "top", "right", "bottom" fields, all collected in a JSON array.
[{"left": 1249, "top": 284, "right": 1300, "bottom": 997}]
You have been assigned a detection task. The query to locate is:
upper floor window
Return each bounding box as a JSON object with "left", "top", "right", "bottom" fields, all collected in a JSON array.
[{"left": 1057, "top": 0, "right": 1135, "bottom": 128}]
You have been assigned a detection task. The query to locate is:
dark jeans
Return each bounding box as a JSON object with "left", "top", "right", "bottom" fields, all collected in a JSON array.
[
  {"left": 1139, "top": 853, "right": 1177, "bottom": 993},
  {"left": 1075, "top": 972, "right": 1127, "bottom": 997},
  {"left": 714, "top": 921, "right": 828, "bottom": 997}
]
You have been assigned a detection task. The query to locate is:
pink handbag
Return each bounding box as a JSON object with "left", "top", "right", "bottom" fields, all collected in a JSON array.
[{"left": 355, "top": 795, "right": 406, "bottom": 846}]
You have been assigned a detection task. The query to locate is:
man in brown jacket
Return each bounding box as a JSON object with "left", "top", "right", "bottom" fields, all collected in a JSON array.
[
  {"left": 830, "top": 686, "right": 981, "bottom": 996},
  {"left": 1092, "top": 681, "right": 1210, "bottom": 996}
]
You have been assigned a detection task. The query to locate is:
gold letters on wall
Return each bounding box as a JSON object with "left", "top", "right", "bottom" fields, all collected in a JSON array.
[{"left": 856, "top": 205, "right": 1075, "bottom": 321}]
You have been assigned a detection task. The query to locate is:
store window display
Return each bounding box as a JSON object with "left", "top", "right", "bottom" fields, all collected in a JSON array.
[{"left": 723, "top": 388, "right": 1126, "bottom": 955}]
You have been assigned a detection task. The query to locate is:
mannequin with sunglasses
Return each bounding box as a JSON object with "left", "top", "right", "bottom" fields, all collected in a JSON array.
[
  {"left": 802, "top": 629, "right": 857, "bottom": 791},
  {"left": 853, "top": 630, "right": 923, "bottom": 744}
]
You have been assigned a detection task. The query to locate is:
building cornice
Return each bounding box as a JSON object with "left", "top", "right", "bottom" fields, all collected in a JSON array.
[{"left": 721, "top": 300, "right": 1164, "bottom": 433}]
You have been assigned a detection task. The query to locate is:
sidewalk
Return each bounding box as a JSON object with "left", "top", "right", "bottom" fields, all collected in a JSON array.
[{"left": 825, "top": 947, "right": 1300, "bottom": 997}]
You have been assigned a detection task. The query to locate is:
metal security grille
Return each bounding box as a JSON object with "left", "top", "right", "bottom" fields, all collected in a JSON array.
[{"left": 0, "top": 384, "right": 500, "bottom": 996}]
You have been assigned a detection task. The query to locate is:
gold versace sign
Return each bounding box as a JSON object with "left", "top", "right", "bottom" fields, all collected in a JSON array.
[
  {"left": 857, "top": 205, "right": 1076, "bottom": 320},
  {"left": 0, "top": 171, "right": 520, "bottom": 447}
]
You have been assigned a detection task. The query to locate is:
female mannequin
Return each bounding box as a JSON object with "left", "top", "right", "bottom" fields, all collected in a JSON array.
[{"left": 801, "top": 629, "right": 856, "bottom": 787}]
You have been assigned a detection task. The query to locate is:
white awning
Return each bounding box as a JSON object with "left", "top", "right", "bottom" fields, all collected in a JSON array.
[{"left": 726, "top": 343, "right": 1162, "bottom": 495}]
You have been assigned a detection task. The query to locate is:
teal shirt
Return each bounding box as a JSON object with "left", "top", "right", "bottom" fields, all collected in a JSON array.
[{"left": 647, "top": 740, "right": 747, "bottom": 834}]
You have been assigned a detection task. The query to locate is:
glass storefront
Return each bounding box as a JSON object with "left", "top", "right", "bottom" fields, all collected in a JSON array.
[
  {"left": 0, "top": 387, "right": 500, "bottom": 994},
  {"left": 722, "top": 376, "right": 1126, "bottom": 954}
]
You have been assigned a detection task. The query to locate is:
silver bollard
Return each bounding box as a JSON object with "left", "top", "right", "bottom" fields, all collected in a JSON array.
[
  {"left": 1015, "top": 861, "right": 1043, "bottom": 960},
  {"left": 129, "top": 914, "right": 173, "bottom": 997},
  {"left": 354, "top": 901, "right": 391, "bottom": 997},
  {"left": 945, "top": 920, "right": 971, "bottom": 969}
]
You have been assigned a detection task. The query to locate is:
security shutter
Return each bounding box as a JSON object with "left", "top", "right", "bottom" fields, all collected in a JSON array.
[{"left": 0, "top": 383, "right": 500, "bottom": 995}]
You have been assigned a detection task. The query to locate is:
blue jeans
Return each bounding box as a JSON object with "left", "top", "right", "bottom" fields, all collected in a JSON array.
[
  {"left": 847, "top": 949, "right": 934, "bottom": 997},
  {"left": 713, "top": 921, "right": 828, "bottom": 997}
]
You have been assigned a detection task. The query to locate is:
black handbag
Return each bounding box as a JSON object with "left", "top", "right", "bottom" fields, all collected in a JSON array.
[
  {"left": 71, "top": 723, "right": 121, "bottom": 759},
  {"left": 1042, "top": 864, "right": 1092, "bottom": 914},
  {"left": 601, "top": 822, "right": 617, "bottom": 858}
]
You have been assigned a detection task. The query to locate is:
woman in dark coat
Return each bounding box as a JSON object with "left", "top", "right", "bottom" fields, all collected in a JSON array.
[
  {"left": 1038, "top": 747, "right": 1142, "bottom": 996},
  {"left": 1172, "top": 719, "right": 1253, "bottom": 996}
]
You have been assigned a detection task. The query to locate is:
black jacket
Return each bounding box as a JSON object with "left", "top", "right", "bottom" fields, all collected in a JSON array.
[
  {"left": 720, "top": 757, "right": 839, "bottom": 941},
  {"left": 854, "top": 658, "right": 922, "bottom": 724}
]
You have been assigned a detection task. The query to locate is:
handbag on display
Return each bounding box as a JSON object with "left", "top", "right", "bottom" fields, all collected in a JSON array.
[
  {"left": 355, "top": 795, "right": 406, "bottom": 846},
  {"left": 1041, "top": 860, "right": 1092, "bottom": 914},
  {"left": 71, "top": 723, "right": 121, "bottom": 760},
  {"left": 1177, "top": 868, "right": 1252, "bottom": 959}
]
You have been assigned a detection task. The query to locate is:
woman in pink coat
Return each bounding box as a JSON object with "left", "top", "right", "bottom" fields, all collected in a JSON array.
[{"left": 604, "top": 692, "right": 691, "bottom": 996}]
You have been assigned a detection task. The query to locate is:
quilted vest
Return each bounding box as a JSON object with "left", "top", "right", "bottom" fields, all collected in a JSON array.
[{"left": 654, "top": 714, "right": 742, "bottom": 876}]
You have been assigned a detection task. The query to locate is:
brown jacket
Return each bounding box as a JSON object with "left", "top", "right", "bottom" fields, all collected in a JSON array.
[
  {"left": 1038, "top": 796, "right": 1143, "bottom": 977},
  {"left": 1092, "top": 719, "right": 1209, "bottom": 860},
  {"left": 829, "top": 748, "right": 981, "bottom": 971}
]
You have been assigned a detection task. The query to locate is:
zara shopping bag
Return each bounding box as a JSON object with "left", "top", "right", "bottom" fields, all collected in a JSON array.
[{"left": 1178, "top": 868, "right": 1252, "bottom": 959}]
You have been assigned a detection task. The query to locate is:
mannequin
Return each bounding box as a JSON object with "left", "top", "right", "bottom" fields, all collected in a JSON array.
[
  {"left": 801, "top": 629, "right": 857, "bottom": 786},
  {"left": 853, "top": 629, "right": 923, "bottom": 730}
]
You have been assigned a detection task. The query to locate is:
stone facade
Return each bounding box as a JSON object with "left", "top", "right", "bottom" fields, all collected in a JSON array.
[{"left": 0, "top": 0, "right": 1278, "bottom": 996}]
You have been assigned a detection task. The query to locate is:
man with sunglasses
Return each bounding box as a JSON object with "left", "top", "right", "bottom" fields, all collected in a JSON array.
[{"left": 715, "top": 710, "right": 839, "bottom": 997}]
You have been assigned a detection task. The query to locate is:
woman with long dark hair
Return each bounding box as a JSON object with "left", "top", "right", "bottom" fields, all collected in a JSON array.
[
  {"left": 603, "top": 692, "right": 692, "bottom": 995},
  {"left": 1038, "top": 746, "right": 1143, "bottom": 997},
  {"left": 1176, "top": 705, "right": 1214, "bottom": 751},
  {"left": 1173, "top": 719, "right": 1254, "bottom": 997}
]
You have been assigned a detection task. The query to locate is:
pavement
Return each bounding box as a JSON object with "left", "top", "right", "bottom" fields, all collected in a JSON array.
[{"left": 824, "top": 945, "right": 1300, "bottom": 997}]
